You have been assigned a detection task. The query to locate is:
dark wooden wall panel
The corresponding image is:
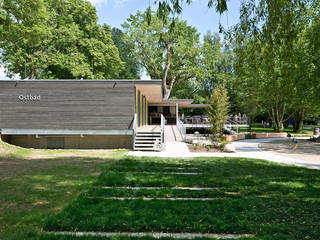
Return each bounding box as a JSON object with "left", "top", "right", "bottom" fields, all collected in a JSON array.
[{"left": 0, "top": 81, "right": 135, "bottom": 130}]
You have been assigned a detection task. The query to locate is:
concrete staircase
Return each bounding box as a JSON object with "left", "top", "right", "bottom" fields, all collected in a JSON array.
[{"left": 134, "top": 131, "right": 162, "bottom": 151}]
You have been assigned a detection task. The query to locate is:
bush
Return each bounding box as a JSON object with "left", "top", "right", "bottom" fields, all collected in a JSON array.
[{"left": 207, "top": 84, "right": 230, "bottom": 140}]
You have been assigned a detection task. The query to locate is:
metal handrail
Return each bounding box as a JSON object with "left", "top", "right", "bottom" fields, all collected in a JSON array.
[
  {"left": 177, "top": 119, "right": 186, "bottom": 141},
  {"left": 132, "top": 113, "right": 137, "bottom": 148},
  {"left": 160, "top": 114, "right": 165, "bottom": 151}
]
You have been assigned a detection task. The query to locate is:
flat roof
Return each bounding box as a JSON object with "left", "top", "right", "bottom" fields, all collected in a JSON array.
[
  {"left": 181, "top": 104, "right": 209, "bottom": 108},
  {"left": 150, "top": 99, "right": 194, "bottom": 107},
  {"left": 0, "top": 79, "right": 162, "bottom": 84}
]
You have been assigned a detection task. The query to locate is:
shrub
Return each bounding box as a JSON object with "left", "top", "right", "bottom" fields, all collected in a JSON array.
[{"left": 207, "top": 84, "right": 230, "bottom": 140}]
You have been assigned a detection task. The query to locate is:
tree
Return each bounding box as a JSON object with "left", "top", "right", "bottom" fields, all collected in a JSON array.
[
  {"left": 232, "top": 0, "right": 317, "bottom": 132},
  {"left": 152, "top": 0, "right": 228, "bottom": 28},
  {"left": 207, "top": 84, "right": 230, "bottom": 140},
  {"left": 111, "top": 28, "right": 140, "bottom": 79},
  {"left": 0, "top": 0, "right": 123, "bottom": 79},
  {"left": 200, "top": 32, "right": 235, "bottom": 103},
  {"left": 123, "top": 11, "right": 202, "bottom": 99},
  {"left": 0, "top": 0, "right": 51, "bottom": 79}
]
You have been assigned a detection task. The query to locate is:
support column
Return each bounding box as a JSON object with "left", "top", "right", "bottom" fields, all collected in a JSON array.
[{"left": 176, "top": 103, "right": 179, "bottom": 125}]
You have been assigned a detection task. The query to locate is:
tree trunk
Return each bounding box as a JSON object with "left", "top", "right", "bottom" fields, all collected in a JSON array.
[
  {"left": 268, "top": 103, "right": 285, "bottom": 131},
  {"left": 292, "top": 109, "right": 305, "bottom": 133},
  {"left": 30, "top": 68, "right": 35, "bottom": 79}
]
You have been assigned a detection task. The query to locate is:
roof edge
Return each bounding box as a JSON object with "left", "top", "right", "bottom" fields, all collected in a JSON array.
[{"left": 0, "top": 79, "right": 161, "bottom": 84}]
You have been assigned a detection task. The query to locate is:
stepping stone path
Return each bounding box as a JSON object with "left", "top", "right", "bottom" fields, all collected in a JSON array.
[
  {"left": 103, "top": 186, "right": 220, "bottom": 190},
  {"left": 95, "top": 197, "right": 222, "bottom": 201},
  {"left": 119, "top": 171, "right": 201, "bottom": 175},
  {"left": 52, "top": 231, "right": 255, "bottom": 239},
  {"left": 49, "top": 163, "right": 253, "bottom": 239}
]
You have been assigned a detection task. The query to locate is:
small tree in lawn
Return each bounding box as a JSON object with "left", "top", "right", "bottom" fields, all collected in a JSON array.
[{"left": 207, "top": 84, "right": 230, "bottom": 140}]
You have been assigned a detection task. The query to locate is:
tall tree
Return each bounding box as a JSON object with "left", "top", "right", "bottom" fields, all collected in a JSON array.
[
  {"left": 123, "top": 11, "right": 202, "bottom": 99},
  {"left": 200, "top": 32, "right": 235, "bottom": 99},
  {"left": 0, "top": 0, "right": 51, "bottom": 79},
  {"left": 232, "top": 0, "right": 317, "bottom": 131},
  {"left": 152, "top": 0, "right": 228, "bottom": 28},
  {"left": 0, "top": 0, "right": 123, "bottom": 79},
  {"left": 111, "top": 27, "right": 140, "bottom": 79}
]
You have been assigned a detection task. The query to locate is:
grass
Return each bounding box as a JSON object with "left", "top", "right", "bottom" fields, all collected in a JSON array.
[
  {"left": 237, "top": 123, "right": 314, "bottom": 137},
  {"left": 43, "top": 157, "right": 320, "bottom": 240},
  {"left": 1, "top": 142, "right": 319, "bottom": 240},
  {"left": 0, "top": 140, "right": 128, "bottom": 239}
]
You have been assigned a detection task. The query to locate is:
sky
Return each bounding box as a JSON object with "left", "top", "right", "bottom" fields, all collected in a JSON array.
[
  {"left": 0, "top": 0, "right": 241, "bottom": 80},
  {"left": 93, "top": 0, "right": 241, "bottom": 36}
]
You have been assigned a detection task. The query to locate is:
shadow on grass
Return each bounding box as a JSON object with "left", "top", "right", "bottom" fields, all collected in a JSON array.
[
  {"left": 41, "top": 156, "right": 319, "bottom": 240},
  {"left": 0, "top": 154, "right": 126, "bottom": 240}
]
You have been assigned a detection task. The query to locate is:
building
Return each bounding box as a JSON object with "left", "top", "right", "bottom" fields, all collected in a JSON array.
[{"left": 0, "top": 79, "right": 192, "bottom": 150}]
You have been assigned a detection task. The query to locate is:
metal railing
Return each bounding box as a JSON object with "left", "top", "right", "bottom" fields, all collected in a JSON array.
[
  {"left": 177, "top": 119, "right": 186, "bottom": 141},
  {"left": 160, "top": 114, "right": 165, "bottom": 151},
  {"left": 132, "top": 113, "right": 137, "bottom": 148},
  {"left": 226, "top": 117, "right": 248, "bottom": 126}
]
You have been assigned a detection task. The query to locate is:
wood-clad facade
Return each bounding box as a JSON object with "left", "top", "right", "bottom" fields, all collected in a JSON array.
[
  {"left": 0, "top": 80, "right": 161, "bottom": 149},
  {"left": 0, "top": 80, "right": 135, "bottom": 130}
]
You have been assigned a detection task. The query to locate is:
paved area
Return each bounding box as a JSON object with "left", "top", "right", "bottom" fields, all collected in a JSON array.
[
  {"left": 260, "top": 139, "right": 320, "bottom": 162},
  {"left": 128, "top": 138, "right": 320, "bottom": 170},
  {"left": 165, "top": 125, "right": 183, "bottom": 142}
]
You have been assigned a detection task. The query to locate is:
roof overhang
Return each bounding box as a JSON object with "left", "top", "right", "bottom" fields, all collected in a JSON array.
[
  {"left": 181, "top": 104, "right": 209, "bottom": 108},
  {"left": 135, "top": 80, "right": 162, "bottom": 103},
  {"left": 149, "top": 99, "right": 194, "bottom": 107}
]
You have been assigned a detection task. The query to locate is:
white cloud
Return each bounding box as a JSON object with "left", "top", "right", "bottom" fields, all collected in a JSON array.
[
  {"left": 87, "top": 0, "right": 109, "bottom": 5},
  {"left": 114, "top": 0, "right": 132, "bottom": 8},
  {"left": 88, "top": 0, "right": 133, "bottom": 8},
  {"left": 0, "top": 65, "right": 19, "bottom": 80},
  {"left": 87, "top": 0, "right": 108, "bottom": 5},
  {"left": 0, "top": 65, "right": 9, "bottom": 80}
]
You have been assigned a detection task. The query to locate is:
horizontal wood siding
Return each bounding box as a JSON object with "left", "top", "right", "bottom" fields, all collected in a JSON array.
[{"left": 0, "top": 81, "right": 135, "bottom": 130}]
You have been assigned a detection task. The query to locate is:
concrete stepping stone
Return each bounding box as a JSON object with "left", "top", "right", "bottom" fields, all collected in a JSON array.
[
  {"left": 102, "top": 186, "right": 220, "bottom": 190},
  {"left": 119, "top": 171, "right": 201, "bottom": 175},
  {"left": 163, "top": 167, "right": 199, "bottom": 170},
  {"left": 50, "top": 231, "right": 254, "bottom": 239},
  {"left": 92, "top": 197, "right": 223, "bottom": 201}
]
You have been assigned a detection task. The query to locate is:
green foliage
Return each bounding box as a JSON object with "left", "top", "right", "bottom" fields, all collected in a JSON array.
[
  {"left": 218, "top": 139, "right": 228, "bottom": 151},
  {"left": 0, "top": 0, "right": 123, "bottom": 79},
  {"left": 122, "top": 11, "right": 202, "bottom": 98},
  {"left": 206, "top": 145, "right": 211, "bottom": 151},
  {"left": 111, "top": 28, "right": 140, "bottom": 79},
  {"left": 153, "top": 0, "right": 228, "bottom": 30},
  {"left": 192, "top": 142, "right": 199, "bottom": 150},
  {"left": 199, "top": 32, "right": 236, "bottom": 104},
  {"left": 232, "top": 0, "right": 319, "bottom": 131},
  {"left": 207, "top": 84, "right": 230, "bottom": 140}
]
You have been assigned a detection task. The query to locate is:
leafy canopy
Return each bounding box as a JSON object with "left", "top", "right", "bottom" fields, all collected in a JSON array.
[
  {"left": 0, "top": 0, "right": 123, "bottom": 79},
  {"left": 123, "top": 10, "right": 202, "bottom": 99}
]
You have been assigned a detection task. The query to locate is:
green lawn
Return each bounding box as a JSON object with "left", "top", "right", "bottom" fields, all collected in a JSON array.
[
  {"left": 237, "top": 123, "right": 314, "bottom": 136},
  {"left": 0, "top": 141, "right": 127, "bottom": 240},
  {"left": 1, "top": 144, "right": 319, "bottom": 240},
  {"left": 43, "top": 157, "right": 319, "bottom": 240}
]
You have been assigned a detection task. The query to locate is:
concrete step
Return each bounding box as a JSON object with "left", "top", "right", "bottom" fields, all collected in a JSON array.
[
  {"left": 135, "top": 139, "right": 158, "bottom": 143},
  {"left": 137, "top": 132, "right": 161, "bottom": 134},
  {"left": 134, "top": 147, "right": 162, "bottom": 151},
  {"left": 136, "top": 137, "right": 161, "bottom": 140},
  {"left": 136, "top": 133, "right": 161, "bottom": 137},
  {"left": 134, "top": 144, "right": 159, "bottom": 147}
]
